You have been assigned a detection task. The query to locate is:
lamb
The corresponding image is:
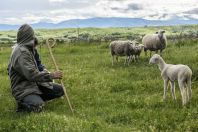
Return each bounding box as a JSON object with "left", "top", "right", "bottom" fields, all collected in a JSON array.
[
  {"left": 142, "top": 30, "right": 167, "bottom": 57},
  {"left": 131, "top": 44, "right": 144, "bottom": 62},
  {"left": 149, "top": 54, "right": 192, "bottom": 106},
  {"left": 109, "top": 40, "right": 135, "bottom": 65}
]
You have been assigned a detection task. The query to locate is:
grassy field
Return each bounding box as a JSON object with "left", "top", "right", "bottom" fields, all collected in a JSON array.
[
  {"left": 0, "top": 25, "right": 198, "bottom": 45},
  {"left": 0, "top": 28, "right": 198, "bottom": 131}
]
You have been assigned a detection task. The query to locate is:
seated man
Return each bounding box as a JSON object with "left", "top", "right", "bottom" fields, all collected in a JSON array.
[{"left": 8, "top": 24, "right": 64, "bottom": 112}]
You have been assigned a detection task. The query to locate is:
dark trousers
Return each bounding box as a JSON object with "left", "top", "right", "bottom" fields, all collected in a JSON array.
[{"left": 17, "top": 83, "right": 64, "bottom": 112}]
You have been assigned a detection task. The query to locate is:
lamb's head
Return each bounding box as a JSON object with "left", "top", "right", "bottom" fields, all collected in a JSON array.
[{"left": 149, "top": 54, "right": 161, "bottom": 64}]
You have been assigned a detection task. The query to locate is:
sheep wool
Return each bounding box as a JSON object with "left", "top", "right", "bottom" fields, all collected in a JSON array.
[
  {"left": 149, "top": 54, "right": 192, "bottom": 106},
  {"left": 142, "top": 30, "right": 167, "bottom": 57},
  {"left": 132, "top": 44, "right": 144, "bottom": 61},
  {"left": 109, "top": 40, "right": 135, "bottom": 65}
]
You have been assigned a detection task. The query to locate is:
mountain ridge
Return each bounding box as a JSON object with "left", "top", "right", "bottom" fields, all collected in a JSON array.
[{"left": 0, "top": 17, "right": 197, "bottom": 30}]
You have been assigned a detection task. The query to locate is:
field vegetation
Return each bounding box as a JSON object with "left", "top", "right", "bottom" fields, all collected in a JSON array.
[{"left": 0, "top": 25, "right": 198, "bottom": 131}]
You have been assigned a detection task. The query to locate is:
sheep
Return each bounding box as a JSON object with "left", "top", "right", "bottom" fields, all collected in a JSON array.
[
  {"left": 131, "top": 44, "right": 144, "bottom": 62},
  {"left": 142, "top": 30, "right": 167, "bottom": 57},
  {"left": 109, "top": 40, "right": 135, "bottom": 65},
  {"left": 149, "top": 54, "right": 192, "bottom": 106}
]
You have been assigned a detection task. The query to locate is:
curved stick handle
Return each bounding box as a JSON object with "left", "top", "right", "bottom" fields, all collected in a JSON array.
[
  {"left": 46, "top": 38, "right": 74, "bottom": 114},
  {"left": 47, "top": 38, "right": 57, "bottom": 48}
]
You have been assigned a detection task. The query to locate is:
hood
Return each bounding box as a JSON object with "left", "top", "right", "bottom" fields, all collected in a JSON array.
[{"left": 17, "top": 24, "right": 35, "bottom": 48}]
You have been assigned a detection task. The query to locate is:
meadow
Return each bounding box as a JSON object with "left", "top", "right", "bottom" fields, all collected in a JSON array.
[{"left": 0, "top": 26, "right": 198, "bottom": 131}]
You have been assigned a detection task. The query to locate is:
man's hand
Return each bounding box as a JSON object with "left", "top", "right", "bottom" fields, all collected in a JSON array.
[{"left": 50, "top": 71, "right": 63, "bottom": 79}]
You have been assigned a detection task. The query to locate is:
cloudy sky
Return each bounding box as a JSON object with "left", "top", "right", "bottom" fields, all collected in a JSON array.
[{"left": 0, "top": 0, "right": 198, "bottom": 24}]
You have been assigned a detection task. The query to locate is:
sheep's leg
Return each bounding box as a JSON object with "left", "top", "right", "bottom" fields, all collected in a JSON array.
[
  {"left": 116, "top": 56, "right": 118, "bottom": 62},
  {"left": 127, "top": 56, "right": 131, "bottom": 65},
  {"left": 132, "top": 55, "right": 136, "bottom": 62},
  {"left": 163, "top": 79, "right": 169, "bottom": 101},
  {"left": 135, "top": 55, "right": 138, "bottom": 62},
  {"left": 187, "top": 79, "right": 192, "bottom": 102},
  {"left": 131, "top": 56, "right": 134, "bottom": 62},
  {"left": 170, "top": 81, "right": 176, "bottom": 100},
  {"left": 188, "top": 79, "right": 192, "bottom": 100},
  {"left": 124, "top": 57, "right": 127, "bottom": 65},
  {"left": 112, "top": 55, "right": 115, "bottom": 66},
  {"left": 178, "top": 81, "right": 187, "bottom": 105},
  {"left": 125, "top": 56, "right": 129, "bottom": 65},
  {"left": 160, "top": 50, "right": 162, "bottom": 55},
  {"left": 150, "top": 51, "right": 152, "bottom": 58},
  {"left": 185, "top": 83, "right": 190, "bottom": 103}
]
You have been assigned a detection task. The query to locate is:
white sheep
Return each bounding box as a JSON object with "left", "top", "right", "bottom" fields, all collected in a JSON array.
[
  {"left": 109, "top": 40, "right": 135, "bottom": 65},
  {"left": 149, "top": 54, "right": 192, "bottom": 106},
  {"left": 131, "top": 44, "right": 144, "bottom": 62},
  {"left": 142, "top": 30, "right": 167, "bottom": 57}
]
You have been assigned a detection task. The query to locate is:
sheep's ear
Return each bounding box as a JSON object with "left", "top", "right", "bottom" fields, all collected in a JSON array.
[{"left": 139, "top": 44, "right": 144, "bottom": 47}]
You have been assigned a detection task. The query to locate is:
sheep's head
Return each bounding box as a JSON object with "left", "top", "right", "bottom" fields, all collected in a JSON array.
[
  {"left": 138, "top": 44, "right": 144, "bottom": 50},
  {"left": 149, "top": 54, "right": 161, "bottom": 64},
  {"left": 156, "top": 29, "right": 165, "bottom": 37},
  {"left": 156, "top": 30, "right": 165, "bottom": 34},
  {"left": 132, "top": 40, "right": 139, "bottom": 46}
]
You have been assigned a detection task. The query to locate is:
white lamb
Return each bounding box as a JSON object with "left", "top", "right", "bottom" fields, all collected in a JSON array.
[{"left": 149, "top": 54, "right": 192, "bottom": 106}]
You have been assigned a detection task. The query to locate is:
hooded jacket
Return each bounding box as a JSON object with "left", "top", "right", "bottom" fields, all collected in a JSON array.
[{"left": 8, "top": 24, "right": 53, "bottom": 101}]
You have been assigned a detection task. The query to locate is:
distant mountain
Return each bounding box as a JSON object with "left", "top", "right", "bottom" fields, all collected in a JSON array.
[{"left": 0, "top": 17, "right": 197, "bottom": 30}]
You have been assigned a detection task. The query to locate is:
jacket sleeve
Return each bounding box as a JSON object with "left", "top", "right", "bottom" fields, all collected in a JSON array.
[
  {"left": 14, "top": 51, "right": 53, "bottom": 82},
  {"left": 34, "top": 49, "right": 45, "bottom": 71}
]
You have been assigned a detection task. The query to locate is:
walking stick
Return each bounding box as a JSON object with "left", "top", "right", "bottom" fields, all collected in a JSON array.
[{"left": 46, "top": 38, "right": 74, "bottom": 114}]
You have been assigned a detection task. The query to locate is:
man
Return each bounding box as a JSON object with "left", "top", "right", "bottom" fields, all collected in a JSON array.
[{"left": 8, "top": 24, "right": 64, "bottom": 112}]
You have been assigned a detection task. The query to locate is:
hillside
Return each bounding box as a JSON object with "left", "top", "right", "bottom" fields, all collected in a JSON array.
[{"left": 0, "top": 17, "right": 198, "bottom": 30}]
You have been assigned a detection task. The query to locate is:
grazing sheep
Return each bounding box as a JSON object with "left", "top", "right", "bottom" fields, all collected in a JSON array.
[
  {"left": 131, "top": 44, "right": 144, "bottom": 62},
  {"left": 109, "top": 40, "right": 135, "bottom": 65},
  {"left": 149, "top": 54, "right": 192, "bottom": 106},
  {"left": 142, "top": 30, "right": 167, "bottom": 57}
]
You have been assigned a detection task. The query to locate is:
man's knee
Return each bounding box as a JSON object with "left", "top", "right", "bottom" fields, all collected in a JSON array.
[
  {"left": 53, "top": 83, "right": 64, "bottom": 97},
  {"left": 18, "top": 94, "right": 45, "bottom": 112}
]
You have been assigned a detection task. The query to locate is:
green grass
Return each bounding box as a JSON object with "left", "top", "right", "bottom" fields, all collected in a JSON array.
[
  {"left": 0, "top": 25, "right": 198, "bottom": 46},
  {"left": 0, "top": 33, "right": 198, "bottom": 131}
]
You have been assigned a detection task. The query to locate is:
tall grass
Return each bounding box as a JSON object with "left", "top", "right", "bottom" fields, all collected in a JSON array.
[{"left": 0, "top": 39, "right": 198, "bottom": 131}]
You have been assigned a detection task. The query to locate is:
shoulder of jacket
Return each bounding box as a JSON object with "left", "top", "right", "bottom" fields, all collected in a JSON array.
[{"left": 18, "top": 46, "right": 29, "bottom": 52}]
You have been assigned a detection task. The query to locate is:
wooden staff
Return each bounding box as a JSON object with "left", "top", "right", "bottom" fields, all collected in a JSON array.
[{"left": 46, "top": 38, "right": 74, "bottom": 114}]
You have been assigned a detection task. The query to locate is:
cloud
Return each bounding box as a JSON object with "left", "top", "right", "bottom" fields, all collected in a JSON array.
[
  {"left": 127, "top": 3, "right": 143, "bottom": 11},
  {"left": 183, "top": 8, "right": 198, "bottom": 15},
  {"left": 111, "top": 3, "right": 143, "bottom": 13},
  {"left": 0, "top": 0, "right": 197, "bottom": 24},
  {"left": 49, "top": 0, "right": 64, "bottom": 2}
]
